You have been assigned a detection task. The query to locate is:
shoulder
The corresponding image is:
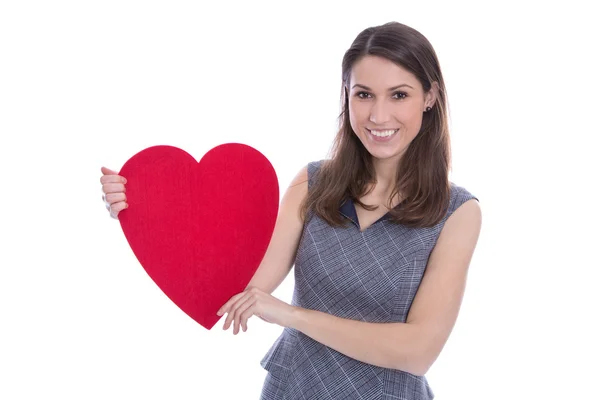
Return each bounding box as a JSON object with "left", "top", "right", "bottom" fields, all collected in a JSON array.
[
  {"left": 286, "top": 160, "right": 324, "bottom": 196},
  {"left": 447, "top": 182, "right": 480, "bottom": 218},
  {"left": 290, "top": 160, "right": 326, "bottom": 182},
  {"left": 304, "top": 159, "right": 328, "bottom": 189},
  {"left": 289, "top": 165, "right": 309, "bottom": 187},
  {"left": 434, "top": 184, "right": 482, "bottom": 261},
  {"left": 449, "top": 182, "right": 478, "bottom": 203},
  {"left": 440, "top": 183, "right": 482, "bottom": 239},
  {"left": 428, "top": 182, "right": 481, "bottom": 239},
  {"left": 285, "top": 159, "right": 328, "bottom": 207},
  {"left": 307, "top": 159, "right": 327, "bottom": 176}
]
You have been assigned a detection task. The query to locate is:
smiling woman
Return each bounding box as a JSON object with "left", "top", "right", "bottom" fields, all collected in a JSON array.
[
  {"left": 214, "top": 21, "right": 481, "bottom": 400},
  {"left": 101, "top": 20, "right": 481, "bottom": 400}
]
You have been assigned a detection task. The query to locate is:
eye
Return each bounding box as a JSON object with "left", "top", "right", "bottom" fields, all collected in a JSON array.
[
  {"left": 392, "top": 91, "right": 407, "bottom": 100},
  {"left": 356, "top": 91, "right": 372, "bottom": 99}
]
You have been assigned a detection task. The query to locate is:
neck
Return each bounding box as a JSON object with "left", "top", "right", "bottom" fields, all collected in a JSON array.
[
  {"left": 370, "top": 156, "right": 400, "bottom": 197},
  {"left": 371, "top": 158, "right": 400, "bottom": 206}
]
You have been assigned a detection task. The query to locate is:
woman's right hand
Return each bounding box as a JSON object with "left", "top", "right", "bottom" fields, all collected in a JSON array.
[{"left": 100, "top": 166, "right": 128, "bottom": 219}]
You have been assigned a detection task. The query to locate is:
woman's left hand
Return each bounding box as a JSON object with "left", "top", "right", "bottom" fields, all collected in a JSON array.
[{"left": 217, "top": 287, "right": 297, "bottom": 334}]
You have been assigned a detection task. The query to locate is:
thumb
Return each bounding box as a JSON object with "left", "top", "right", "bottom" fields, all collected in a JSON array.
[{"left": 101, "top": 166, "right": 119, "bottom": 176}]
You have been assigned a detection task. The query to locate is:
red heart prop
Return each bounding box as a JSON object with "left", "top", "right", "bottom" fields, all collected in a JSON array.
[{"left": 118, "top": 144, "right": 279, "bottom": 330}]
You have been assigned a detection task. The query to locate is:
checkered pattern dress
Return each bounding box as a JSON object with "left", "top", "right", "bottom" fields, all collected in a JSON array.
[{"left": 260, "top": 160, "right": 478, "bottom": 399}]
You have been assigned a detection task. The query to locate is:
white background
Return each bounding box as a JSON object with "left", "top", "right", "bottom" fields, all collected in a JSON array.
[{"left": 1, "top": 1, "right": 599, "bottom": 399}]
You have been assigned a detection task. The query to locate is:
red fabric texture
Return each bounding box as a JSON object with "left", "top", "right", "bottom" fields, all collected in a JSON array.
[{"left": 118, "top": 144, "right": 279, "bottom": 330}]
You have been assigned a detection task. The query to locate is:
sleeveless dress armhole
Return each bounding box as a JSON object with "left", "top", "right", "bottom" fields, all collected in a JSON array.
[{"left": 447, "top": 183, "right": 479, "bottom": 220}]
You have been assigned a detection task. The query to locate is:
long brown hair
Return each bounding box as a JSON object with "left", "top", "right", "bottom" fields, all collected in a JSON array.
[{"left": 300, "top": 21, "right": 452, "bottom": 229}]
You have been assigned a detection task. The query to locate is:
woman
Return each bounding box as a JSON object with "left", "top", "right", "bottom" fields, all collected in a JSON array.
[{"left": 101, "top": 21, "right": 481, "bottom": 400}]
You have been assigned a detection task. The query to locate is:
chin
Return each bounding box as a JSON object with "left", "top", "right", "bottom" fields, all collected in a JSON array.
[{"left": 364, "top": 143, "right": 406, "bottom": 158}]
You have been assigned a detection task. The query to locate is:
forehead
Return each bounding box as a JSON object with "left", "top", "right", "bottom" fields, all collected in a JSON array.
[{"left": 350, "top": 55, "right": 421, "bottom": 90}]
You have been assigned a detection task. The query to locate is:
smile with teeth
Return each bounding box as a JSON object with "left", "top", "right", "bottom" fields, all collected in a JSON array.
[{"left": 368, "top": 128, "right": 398, "bottom": 137}]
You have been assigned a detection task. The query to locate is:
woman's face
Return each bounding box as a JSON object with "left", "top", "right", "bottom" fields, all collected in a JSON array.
[{"left": 348, "top": 55, "right": 435, "bottom": 164}]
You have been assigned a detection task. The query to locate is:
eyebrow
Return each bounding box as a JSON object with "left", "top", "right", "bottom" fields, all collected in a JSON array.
[{"left": 351, "top": 83, "right": 414, "bottom": 91}]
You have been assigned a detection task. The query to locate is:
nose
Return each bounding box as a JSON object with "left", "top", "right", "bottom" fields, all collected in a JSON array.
[{"left": 369, "top": 98, "right": 391, "bottom": 124}]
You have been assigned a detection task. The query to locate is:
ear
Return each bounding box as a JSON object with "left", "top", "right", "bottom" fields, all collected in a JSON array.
[{"left": 425, "top": 81, "right": 440, "bottom": 110}]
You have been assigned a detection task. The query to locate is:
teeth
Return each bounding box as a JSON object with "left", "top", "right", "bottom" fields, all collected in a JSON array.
[{"left": 370, "top": 129, "right": 397, "bottom": 137}]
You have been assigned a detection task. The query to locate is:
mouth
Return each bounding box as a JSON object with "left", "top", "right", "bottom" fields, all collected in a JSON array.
[{"left": 366, "top": 128, "right": 399, "bottom": 138}]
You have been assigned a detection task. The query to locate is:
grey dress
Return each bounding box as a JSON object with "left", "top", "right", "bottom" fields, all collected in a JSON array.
[{"left": 260, "top": 160, "right": 478, "bottom": 400}]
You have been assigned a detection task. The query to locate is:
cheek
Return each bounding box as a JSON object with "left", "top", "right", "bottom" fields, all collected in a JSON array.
[
  {"left": 348, "top": 102, "right": 364, "bottom": 132},
  {"left": 404, "top": 110, "right": 422, "bottom": 126},
  {"left": 399, "top": 105, "right": 424, "bottom": 130},
  {"left": 409, "top": 111, "right": 425, "bottom": 132}
]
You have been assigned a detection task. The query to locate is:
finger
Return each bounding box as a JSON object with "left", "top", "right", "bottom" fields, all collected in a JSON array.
[
  {"left": 232, "top": 297, "right": 256, "bottom": 335},
  {"left": 223, "top": 293, "right": 252, "bottom": 330},
  {"left": 240, "top": 306, "right": 256, "bottom": 333},
  {"left": 109, "top": 201, "right": 128, "bottom": 218},
  {"left": 226, "top": 287, "right": 260, "bottom": 329},
  {"left": 235, "top": 295, "right": 259, "bottom": 333},
  {"left": 101, "top": 166, "right": 118, "bottom": 175},
  {"left": 102, "top": 182, "right": 126, "bottom": 195},
  {"left": 217, "top": 292, "right": 246, "bottom": 317},
  {"left": 104, "top": 192, "right": 127, "bottom": 205},
  {"left": 100, "top": 174, "right": 127, "bottom": 185}
]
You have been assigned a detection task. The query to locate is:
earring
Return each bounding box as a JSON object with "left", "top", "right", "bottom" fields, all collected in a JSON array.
[{"left": 425, "top": 106, "right": 432, "bottom": 112}]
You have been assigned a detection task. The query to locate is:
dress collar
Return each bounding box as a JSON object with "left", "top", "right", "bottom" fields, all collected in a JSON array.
[{"left": 339, "top": 198, "right": 392, "bottom": 229}]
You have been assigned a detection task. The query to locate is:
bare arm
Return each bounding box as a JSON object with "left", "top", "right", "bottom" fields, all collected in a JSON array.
[{"left": 244, "top": 166, "right": 309, "bottom": 294}]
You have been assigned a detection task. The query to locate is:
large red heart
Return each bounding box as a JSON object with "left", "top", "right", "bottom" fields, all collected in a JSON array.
[{"left": 118, "top": 144, "right": 279, "bottom": 330}]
